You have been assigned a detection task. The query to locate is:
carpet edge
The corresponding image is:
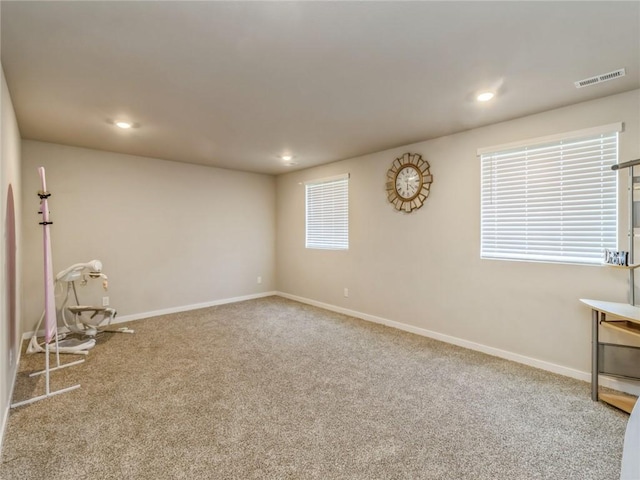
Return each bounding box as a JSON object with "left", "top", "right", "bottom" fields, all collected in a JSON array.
[{"left": 276, "top": 291, "right": 640, "bottom": 397}]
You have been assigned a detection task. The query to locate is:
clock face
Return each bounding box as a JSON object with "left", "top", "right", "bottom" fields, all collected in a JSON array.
[
  {"left": 386, "top": 153, "right": 433, "bottom": 213},
  {"left": 395, "top": 166, "right": 422, "bottom": 200}
]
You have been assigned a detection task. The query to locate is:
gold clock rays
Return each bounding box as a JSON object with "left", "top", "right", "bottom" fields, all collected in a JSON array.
[{"left": 386, "top": 153, "right": 433, "bottom": 212}]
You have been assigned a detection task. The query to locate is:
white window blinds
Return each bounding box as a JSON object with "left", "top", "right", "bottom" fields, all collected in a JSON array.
[
  {"left": 305, "top": 174, "right": 349, "bottom": 250},
  {"left": 480, "top": 126, "right": 619, "bottom": 264}
]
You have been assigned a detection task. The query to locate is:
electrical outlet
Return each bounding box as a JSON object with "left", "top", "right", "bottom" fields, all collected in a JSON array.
[
  {"left": 257, "top": 276, "right": 262, "bottom": 284},
  {"left": 344, "top": 288, "right": 349, "bottom": 298},
  {"left": 102, "top": 296, "right": 109, "bottom": 307}
]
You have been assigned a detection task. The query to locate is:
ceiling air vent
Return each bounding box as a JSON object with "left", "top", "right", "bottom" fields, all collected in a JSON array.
[{"left": 575, "top": 68, "right": 626, "bottom": 88}]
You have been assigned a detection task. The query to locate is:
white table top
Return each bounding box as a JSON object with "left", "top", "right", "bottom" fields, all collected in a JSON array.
[{"left": 580, "top": 299, "right": 640, "bottom": 323}]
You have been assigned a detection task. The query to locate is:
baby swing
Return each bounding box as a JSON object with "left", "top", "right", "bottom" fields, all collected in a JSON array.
[{"left": 27, "top": 260, "right": 133, "bottom": 356}]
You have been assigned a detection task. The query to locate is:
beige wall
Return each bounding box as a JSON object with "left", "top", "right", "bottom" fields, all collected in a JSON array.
[
  {"left": 276, "top": 90, "right": 640, "bottom": 383},
  {"left": 21, "top": 141, "right": 276, "bottom": 332},
  {"left": 1, "top": 67, "right": 22, "bottom": 447}
]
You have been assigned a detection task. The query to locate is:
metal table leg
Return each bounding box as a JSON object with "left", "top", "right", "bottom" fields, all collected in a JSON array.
[{"left": 591, "top": 309, "right": 599, "bottom": 401}]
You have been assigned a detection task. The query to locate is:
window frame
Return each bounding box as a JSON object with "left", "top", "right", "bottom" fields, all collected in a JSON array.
[
  {"left": 478, "top": 123, "right": 621, "bottom": 265},
  {"left": 305, "top": 173, "right": 349, "bottom": 251}
]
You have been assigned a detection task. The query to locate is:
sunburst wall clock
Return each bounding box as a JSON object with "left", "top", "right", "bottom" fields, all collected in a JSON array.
[{"left": 386, "top": 153, "right": 433, "bottom": 213}]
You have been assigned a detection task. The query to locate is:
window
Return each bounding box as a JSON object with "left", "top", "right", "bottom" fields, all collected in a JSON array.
[
  {"left": 479, "top": 123, "right": 620, "bottom": 265},
  {"left": 305, "top": 174, "right": 349, "bottom": 250}
]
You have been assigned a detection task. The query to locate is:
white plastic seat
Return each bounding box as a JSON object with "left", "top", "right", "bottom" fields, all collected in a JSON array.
[{"left": 621, "top": 399, "right": 640, "bottom": 480}]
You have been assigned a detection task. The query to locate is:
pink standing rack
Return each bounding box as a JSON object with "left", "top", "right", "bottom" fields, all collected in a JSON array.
[{"left": 11, "top": 168, "right": 83, "bottom": 408}]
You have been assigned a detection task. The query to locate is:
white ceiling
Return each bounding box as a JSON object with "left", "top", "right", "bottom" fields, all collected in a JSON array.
[{"left": 2, "top": 1, "right": 639, "bottom": 175}]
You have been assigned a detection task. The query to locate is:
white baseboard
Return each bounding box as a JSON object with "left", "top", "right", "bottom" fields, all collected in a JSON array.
[
  {"left": 276, "top": 292, "right": 640, "bottom": 397},
  {"left": 114, "top": 291, "right": 278, "bottom": 324},
  {"left": 22, "top": 291, "right": 278, "bottom": 340}
]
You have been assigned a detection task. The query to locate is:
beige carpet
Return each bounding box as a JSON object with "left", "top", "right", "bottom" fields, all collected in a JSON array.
[{"left": 2, "top": 296, "right": 629, "bottom": 479}]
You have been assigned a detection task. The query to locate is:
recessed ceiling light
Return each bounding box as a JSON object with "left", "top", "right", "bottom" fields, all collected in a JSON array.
[
  {"left": 476, "top": 92, "right": 495, "bottom": 102},
  {"left": 281, "top": 155, "right": 293, "bottom": 161},
  {"left": 115, "top": 121, "right": 132, "bottom": 129}
]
